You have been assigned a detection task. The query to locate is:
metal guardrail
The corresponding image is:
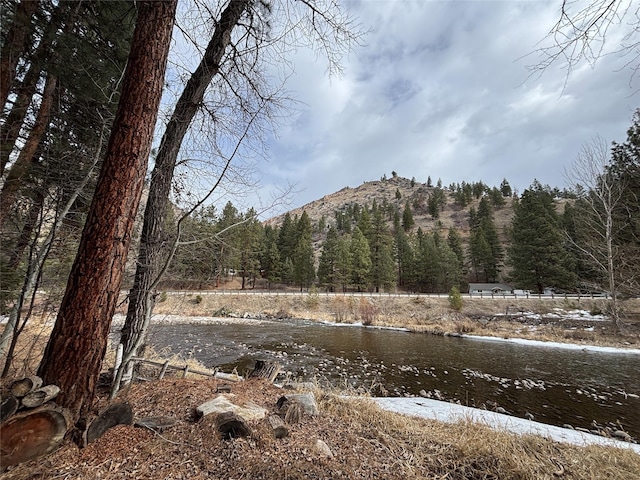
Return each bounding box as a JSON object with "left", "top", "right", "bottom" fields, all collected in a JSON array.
[{"left": 164, "top": 290, "right": 612, "bottom": 300}]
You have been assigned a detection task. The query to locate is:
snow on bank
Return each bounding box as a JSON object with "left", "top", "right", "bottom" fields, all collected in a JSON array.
[
  {"left": 461, "top": 334, "right": 640, "bottom": 355},
  {"left": 496, "top": 308, "right": 609, "bottom": 322},
  {"left": 370, "top": 397, "right": 640, "bottom": 454}
]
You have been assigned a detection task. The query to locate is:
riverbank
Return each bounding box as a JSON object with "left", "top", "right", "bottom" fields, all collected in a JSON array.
[
  {"left": 3, "top": 377, "right": 639, "bottom": 479},
  {"left": 139, "top": 291, "right": 640, "bottom": 349},
  {"left": 3, "top": 308, "right": 640, "bottom": 478}
]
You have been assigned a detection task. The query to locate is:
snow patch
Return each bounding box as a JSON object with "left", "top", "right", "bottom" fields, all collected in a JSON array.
[
  {"left": 461, "top": 334, "right": 640, "bottom": 355},
  {"left": 370, "top": 397, "right": 640, "bottom": 453}
]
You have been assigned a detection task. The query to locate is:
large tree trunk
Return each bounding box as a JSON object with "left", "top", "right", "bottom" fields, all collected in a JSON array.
[
  {"left": 37, "top": 0, "right": 177, "bottom": 426},
  {"left": 0, "top": 0, "right": 38, "bottom": 109},
  {"left": 119, "top": 0, "right": 249, "bottom": 382}
]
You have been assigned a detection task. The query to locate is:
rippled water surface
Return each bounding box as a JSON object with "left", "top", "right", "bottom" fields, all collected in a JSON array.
[{"left": 146, "top": 318, "right": 640, "bottom": 438}]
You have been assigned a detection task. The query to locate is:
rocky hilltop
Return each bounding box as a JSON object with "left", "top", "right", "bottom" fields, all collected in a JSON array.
[{"left": 267, "top": 174, "right": 517, "bottom": 242}]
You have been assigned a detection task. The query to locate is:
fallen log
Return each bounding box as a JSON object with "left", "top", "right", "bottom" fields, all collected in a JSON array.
[
  {"left": 85, "top": 402, "right": 133, "bottom": 445},
  {"left": 1, "top": 395, "right": 19, "bottom": 423},
  {"left": 9, "top": 376, "right": 43, "bottom": 398},
  {"left": 129, "top": 357, "right": 218, "bottom": 379},
  {"left": 249, "top": 360, "right": 281, "bottom": 382},
  {"left": 215, "top": 412, "right": 251, "bottom": 439},
  {"left": 0, "top": 404, "right": 71, "bottom": 467},
  {"left": 21, "top": 385, "right": 60, "bottom": 409},
  {"left": 267, "top": 414, "right": 288, "bottom": 439}
]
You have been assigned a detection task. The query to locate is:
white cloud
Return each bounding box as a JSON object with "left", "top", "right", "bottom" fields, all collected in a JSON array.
[{"left": 255, "top": 0, "right": 639, "bottom": 212}]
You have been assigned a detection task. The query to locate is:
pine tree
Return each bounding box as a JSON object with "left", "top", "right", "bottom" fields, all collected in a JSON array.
[
  {"left": 293, "top": 212, "right": 315, "bottom": 290},
  {"left": 447, "top": 228, "right": 465, "bottom": 273},
  {"left": 402, "top": 201, "right": 414, "bottom": 231},
  {"left": 368, "top": 205, "right": 396, "bottom": 292},
  {"left": 277, "top": 212, "right": 297, "bottom": 263},
  {"left": 261, "top": 225, "right": 281, "bottom": 288},
  {"left": 318, "top": 226, "right": 340, "bottom": 291},
  {"left": 335, "top": 235, "right": 352, "bottom": 292},
  {"left": 468, "top": 198, "right": 503, "bottom": 282},
  {"left": 394, "top": 226, "right": 414, "bottom": 288},
  {"left": 350, "top": 227, "right": 371, "bottom": 291},
  {"left": 500, "top": 178, "right": 512, "bottom": 197},
  {"left": 37, "top": 0, "right": 177, "bottom": 423},
  {"left": 237, "top": 208, "right": 263, "bottom": 289},
  {"left": 508, "top": 181, "right": 576, "bottom": 293}
]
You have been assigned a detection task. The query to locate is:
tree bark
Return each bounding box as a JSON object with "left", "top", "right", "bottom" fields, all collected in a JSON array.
[
  {"left": 267, "top": 414, "right": 288, "bottom": 438},
  {"left": 119, "top": 0, "right": 250, "bottom": 382},
  {"left": 37, "top": 0, "right": 177, "bottom": 426}
]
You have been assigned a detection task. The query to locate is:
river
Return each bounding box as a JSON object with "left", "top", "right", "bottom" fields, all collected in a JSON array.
[{"left": 144, "top": 317, "right": 640, "bottom": 439}]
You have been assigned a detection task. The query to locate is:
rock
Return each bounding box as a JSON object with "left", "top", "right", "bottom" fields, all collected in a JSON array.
[
  {"left": 612, "top": 430, "right": 632, "bottom": 441},
  {"left": 314, "top": 439, "right": 333, "bottom": 458},
  {"left": 419, "top": 390, "right": 428, "bottom": 398},
  {"left": 276, "top": 392, "right": 319, "bottom": 416},
  {"left": 196, "top": 395, "right": 267, "bottom": 421},
  {"left": 495, "top": 406, "right": 507, "bottom": 415}
]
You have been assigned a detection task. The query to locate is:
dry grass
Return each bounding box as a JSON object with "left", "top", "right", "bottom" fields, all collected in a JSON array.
[
  {"left": 150, "top": 292, "right": 640, "bottom": 348},
  {"left": 2, "top": 377, "right": 638, "bottom": 479}
]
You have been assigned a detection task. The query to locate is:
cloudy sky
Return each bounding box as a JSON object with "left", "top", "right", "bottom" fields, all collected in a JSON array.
[{"left": 253, "top": 0, "right": 638, "bottom": 214}]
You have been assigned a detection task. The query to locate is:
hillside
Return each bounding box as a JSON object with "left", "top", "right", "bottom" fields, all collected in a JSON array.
[{"left": 267, "top": 174, "right": 518, "bottom": 245}]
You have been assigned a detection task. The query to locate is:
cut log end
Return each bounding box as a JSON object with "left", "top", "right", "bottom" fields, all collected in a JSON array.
[
  {"left": 0, "top": 404, "right": 71, "bottom": 468},
  {"left": 21, "top": 385, "right": 60, "bottom": 409},
  {"left": 9, "top": 376, "right": 43, "bottom": 398}
]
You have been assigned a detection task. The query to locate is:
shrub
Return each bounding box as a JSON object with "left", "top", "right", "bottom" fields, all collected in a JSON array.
[
  {"left": 448, "top": 286, "right": 463, "bottom": 311},
  {"left": 590, "top": 305, "right": 603, "bottom": 316},
  {"left": 332, "top": 296, "right": 348, "bottom": 322},
  {"left": 358, "top": 298, "right": 378, "bottom": 326}
]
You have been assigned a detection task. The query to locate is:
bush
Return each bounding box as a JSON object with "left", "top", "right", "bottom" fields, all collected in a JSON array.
[
  {"left": 358, "top": 298, "right": 378, "bottom": 326},
  {"left": 448, "top": 286, "right": 463, "bottom": 311},
  {"left": 192, "top": 295, "right": 203, "bottom": 305}
]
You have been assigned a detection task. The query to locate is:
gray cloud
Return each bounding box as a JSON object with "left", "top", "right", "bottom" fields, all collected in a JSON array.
[{"left": 260, "top": 1, "right": 639, "bottom": 212}]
